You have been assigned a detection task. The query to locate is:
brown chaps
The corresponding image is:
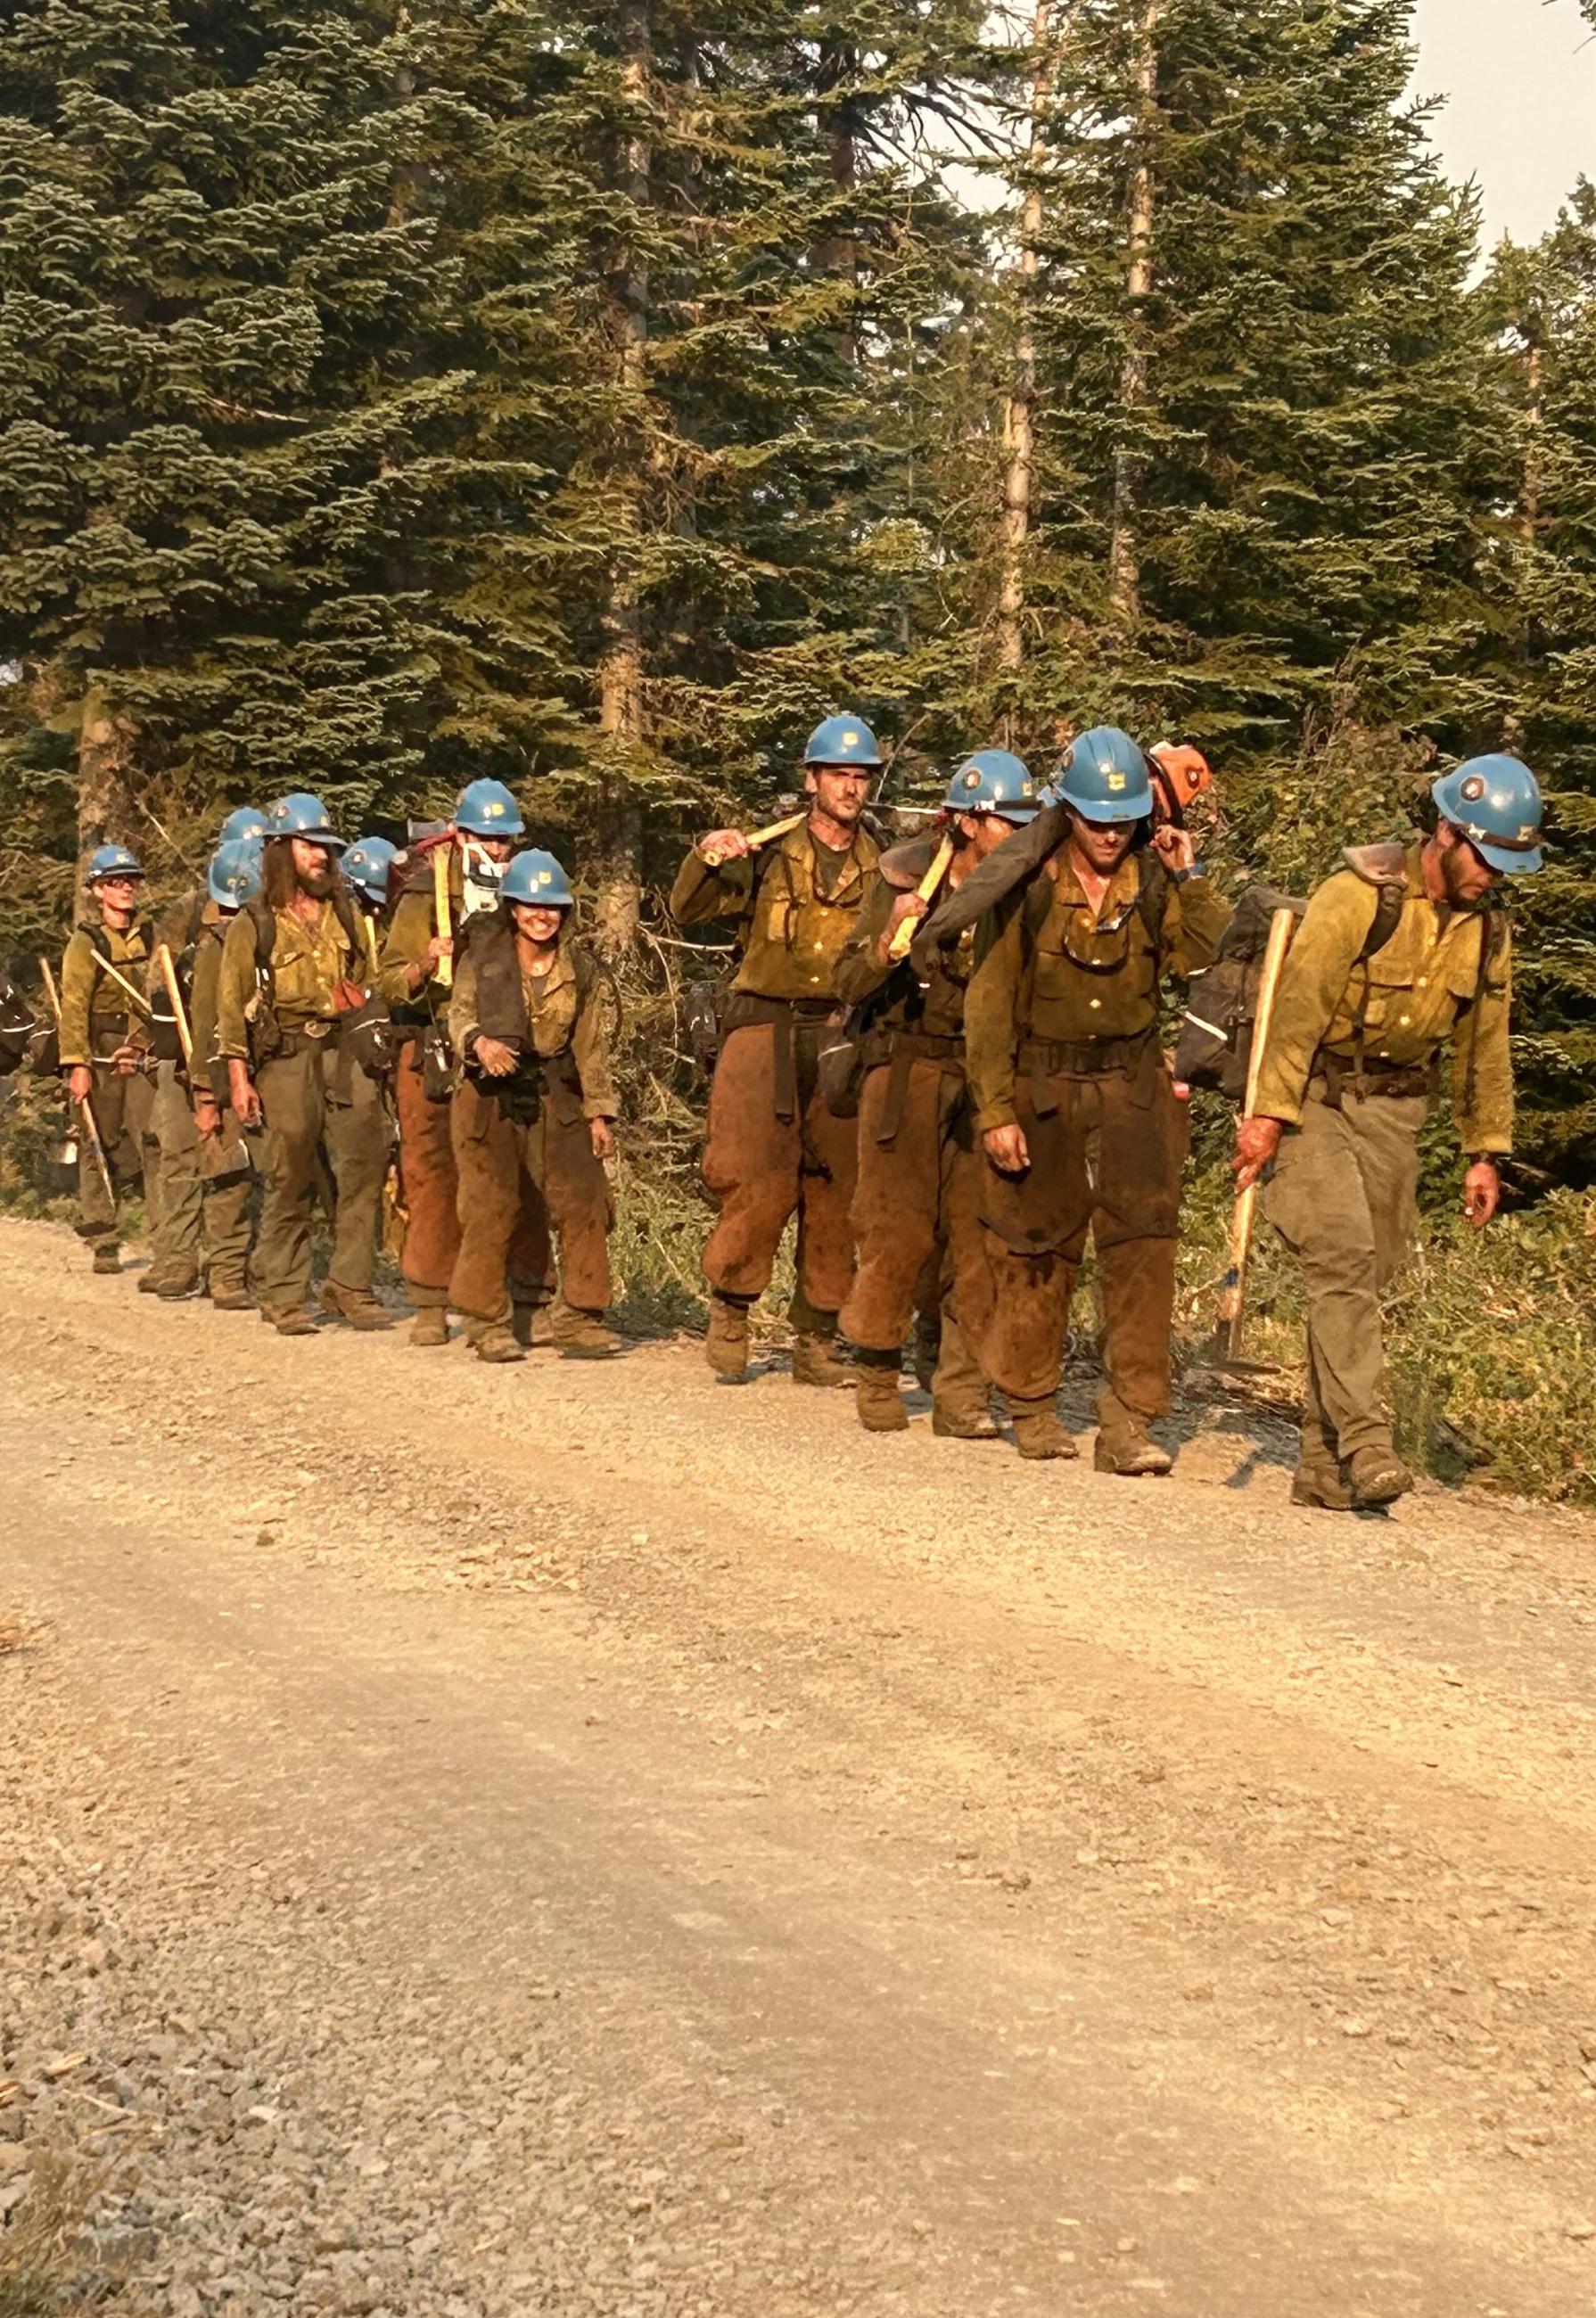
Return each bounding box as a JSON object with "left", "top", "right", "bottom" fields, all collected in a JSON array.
[
  {"left": 702, "top": 1019, "right": 857, "bottom": 1328},
  {"left": 448, "top": 1081, "right": 612, "bottom": 1327},
  {"left": 978, "top": 1048, "right": 1188, "bottom": 1426},
  {"left": 840, "top": 1057, "right": 991, "bottom": 1363},
  {"left": 394, "top": 1039, "right": 461, "bottom": 1309}
]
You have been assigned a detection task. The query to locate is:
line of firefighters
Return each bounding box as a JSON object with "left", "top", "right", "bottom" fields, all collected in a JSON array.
[{"left": 22, "top": 715, "right": 1545, "bottom": 1513}]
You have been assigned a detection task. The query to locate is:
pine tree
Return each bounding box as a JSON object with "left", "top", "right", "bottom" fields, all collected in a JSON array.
[
  {"left": 1479, "top": 194, "right": 1596, "bottom": 1177},
  {"left": 953, "top": 0, "right": 1494, "bottom": 813}
]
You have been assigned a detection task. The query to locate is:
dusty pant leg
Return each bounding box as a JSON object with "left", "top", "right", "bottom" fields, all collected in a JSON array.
[
  {"left": 974, "top": 1079, "right": 1093, "bottom": 1403},
  {"left": 251, "top": 1047, "right": 324, "bottom": 1311},
  {"left": 1263, "top": 1088, "right": 1419, "bottom": 1463},
  {"left": 322, "top": 1056, "right": 388, "bottom": 1296},
  {"left": 978, "top": 1240, "right": 1081, "bottom": 1402},
  {"left": 536, "top": 1102, "right": 613, "bottom": 1313},
  {"left": 203, "top": 1118, "right": 256, "bottom": 1286},
  {"left": 1090, "top": 1064, "right": 1188, "bottom": 1434},
  {"left": 1093, "top": 1237, "right": 1179, "bottom": 1429},
  {"left": 934, "top": 1098, "right": 996, "bottom": 1407},
  {"left": 506, "top": 1151, "right": 554, "bottom": 1310},
  {"left": 75, "top": 1063, "right": 126, "bottom": 1241},
  {"left": 838, "top": 1061, "right": 941, "bottom": 1353},
  {"left": 394, "top": 1044, "right": 460, "bottom": 1307},
  {"left": 701, "top": 1024, "right": 802, "bottom": 1300},
  {"left": 791, "top": 1064, "right": 860, "bottom": 1330},
  {"left": 448, "top": 1085, "right": 525, "bottom": 1325},
  {"left": 125, "top": 1065, "right": 162, "bottom": 1237},
  {"left": 151, "top": 1061, "right": 202, "bottom": 1270}
]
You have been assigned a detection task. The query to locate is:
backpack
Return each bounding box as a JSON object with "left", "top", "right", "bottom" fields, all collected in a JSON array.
[{"left": 1174, "top": 860, "right": 1406, "bottom": 1100}]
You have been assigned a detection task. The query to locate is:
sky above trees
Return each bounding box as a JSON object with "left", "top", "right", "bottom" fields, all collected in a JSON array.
[{"left": 1414, "top": 0, "right": 1596, "bottom": 247}]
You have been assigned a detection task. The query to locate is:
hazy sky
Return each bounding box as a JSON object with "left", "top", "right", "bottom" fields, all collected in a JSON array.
[{"left": 1415, "top": 0, "right": 1596, "bottom": 249}]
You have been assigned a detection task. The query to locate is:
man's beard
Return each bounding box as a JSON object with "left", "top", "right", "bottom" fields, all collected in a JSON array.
[
  {"left": 1440, "top": 844, "right": 1485, "bottom": 908},
  {"left": 297, "top": 861, "right": 334, "bottom": 900}
]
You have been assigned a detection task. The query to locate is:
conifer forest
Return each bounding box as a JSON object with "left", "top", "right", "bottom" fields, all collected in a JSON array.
[{"left": 2, "top": 0, "right": 1593, "bottom": 1180}]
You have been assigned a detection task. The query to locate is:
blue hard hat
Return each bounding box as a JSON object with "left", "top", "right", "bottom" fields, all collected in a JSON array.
[
  {"left": 218, "top": 805, "right": 267, "bottom": 844},
  {"left": 943, "top": 748, "right": 1039, "bottom": 824},
  {"left": 803, "top": 713, "right": 883, "bottom": 769},
  {"left": 207, "top": 837, "right": 264, "bottom": 909},
  {"left": 455, "top": 778, "right": 525, "bottom": 838},
  {"left": 1048, "top": 726, "right": 1154, "bottom": 824},
  {"left": 501, "top": 849, "right": 574, "bottom": 909},
  {"left": 341, "top": 835, "right": 398, "bottom": 905},
  {"left": 86, "top": 843, "right": 143, "bottom": 882},
  {"left": 264, "top": 792, "right": 344, "bottom": 849},
  {"left": 1431, "top": 754, "right": 1544, "bottom": 876}
]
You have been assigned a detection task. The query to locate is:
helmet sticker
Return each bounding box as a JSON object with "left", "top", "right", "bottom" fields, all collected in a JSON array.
[
  {"left": 963, "top": 768, "right": 982, "bottom": 790},
  {"left": 1460, "top": 773, "right": 1486, "bottom": 801},
  {"left": 1107, "top": 770, "right": 1126, "bottom": 792}
]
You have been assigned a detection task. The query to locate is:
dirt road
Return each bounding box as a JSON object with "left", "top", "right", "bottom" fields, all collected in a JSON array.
[{"left": 3, "top": 1214, "right": 1594, "bottom": 2317}]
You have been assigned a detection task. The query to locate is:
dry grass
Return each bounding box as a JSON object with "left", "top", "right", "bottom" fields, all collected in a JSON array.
[{"left": 0, "top": 2149, "right": 152, "bottom": 2317}]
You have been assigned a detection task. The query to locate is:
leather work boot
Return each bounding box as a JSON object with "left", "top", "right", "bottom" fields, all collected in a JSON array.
[
  {"left": 470, "top": 1321, "right": 525, "bottom": 1365},
  {"left": 546, "top": 1303, "right": 623, "bottom": 1360},
  {"left": 1094, "top": 1423, "right": 1174, "bottom": 1477},
  {"left": 137, "top": 1260, "right": 170, "bottom": 1295},
  {"left": 92, "top": 1240, "right": 123, "bottom": 1276},
  {"left": 855, "top": 1360, "right": 909, "bottom": 1434},
  {"left": 1290, "top": 1463, "right": 1354, "bottom": 1511},
  {"left": 932, "top": 1399, "right": 1000, "bottom": 1441},
  {"left": 1008, "top": 1399, "right": 1078, "bottom": 1461},
  {"left": 1347, "top": 1447, "right": 1414, "bottom": 1508},
  {"left": 705, "top": 1294, "right": 751, "bottom": 1382},
  {"left": 792, "top": 1331, "right": 852, "bottom": 1389},
  {"left": 318, "top": 1280, "right": 395, "bottom": 1331},
  {"left": 262, "top": 1304, "right": 317, "bottom": 1336},
  {"left": 156, "top": 1263, "right": 202, "bottom": 1302},
  {"left": 410, "top": 1306, "right": 450, "bottom": 1348},
  {"left": 210, "top": 1278, "right": 253, "bottom": 1312}
]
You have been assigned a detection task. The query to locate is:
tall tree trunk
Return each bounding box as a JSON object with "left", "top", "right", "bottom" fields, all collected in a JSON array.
[
  {"left": 1107, "top": 0, "right": 1158, "bottom": 635},
  {"left": 76, "top": 679, "right": 138, "bottom": 897},
  {"left": 1504, "top": 333, "right": 1543, "bottom": 754},
  {"left": 819, "top": 45, "right": 859, "bottom": 364},
  {"left": 996, "top": 0, "right": 1052, "bottom": 680},
  {"left": 594, "top": 0, "right": 652, "bottom": 961}
]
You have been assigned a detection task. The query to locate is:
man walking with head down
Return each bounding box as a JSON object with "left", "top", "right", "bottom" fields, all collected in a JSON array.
[{"left": 1234, "top": 756, "right": 1544, "bottom": 1512}]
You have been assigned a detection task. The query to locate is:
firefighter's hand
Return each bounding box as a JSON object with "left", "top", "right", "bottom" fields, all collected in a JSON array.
[
  {"left": 983, "top": 1122, "right": 1030, "bottom": 1175},
  {"left": 109, "top": 1041, "right": 141, "bottom": 1075},
  {"left": 67, "top": 1065, "right": 93, "bottom": 1105},
  {"left": 424, "top": 935, "right": 454, "bottom": 971},
  {"left": 473, "top": 1035, "right": 518, "bottom": 1079},
  {"left": 193, "top": 1093, "right": 221, "bottom": 1139},
  {"left": 1150, "top": 822, "right": 1197, "bottom": 875},
  {"left": 229, "top": 1060, "right": 262, "bottom": 1129},
  {"left": 1462, "top": 1160, "right": 1500, "bottom": 1229},
  {"left": 1232, "top": 1114, "right": 1283, "bottom": 1190},
  {"left": 590, "top": 1116, "right": 614, "bottom": 1161},
  {"left": 698, "top": 828, "right": 752, "bottom": 868},
  {"left": 876, "top": 891, "right": 928, "bottom": 965}
]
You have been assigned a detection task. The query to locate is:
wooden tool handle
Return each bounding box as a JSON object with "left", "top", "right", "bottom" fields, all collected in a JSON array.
[
  {"left": 886, "top": 834, "right": 956, "bottom": 962},
  {"left": 156, "top": 944, "right": 194, "bottom": 1070},
  {"left": 1219, "top": 906, "right": 1296, "bottom": 1353},
  {"left": 742, "top": 810, "right": 808, "bottom": 850},
  {"left": 88, "top": 949, "right": 153, "bottom": 1016},
  {"left": 38, "top": 957, "right": 61, "bottom": 1022},
  {"left": 432, "top": 847, "right": 454, "bottom": 990}
]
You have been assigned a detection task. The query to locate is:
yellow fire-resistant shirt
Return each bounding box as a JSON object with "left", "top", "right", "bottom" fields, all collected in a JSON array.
[
  {"left": 668, "top": 818, "right": 882, "bottom": 1002},
  {"left": 1251, "top": 841, "right": 1514, "bottom": 1155},
  {"left": 57, "top": 917, "right": 155, "bottom": 1067},
  {"left": 215, "top": 900, "right": 362, "bottom": 1061}
]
